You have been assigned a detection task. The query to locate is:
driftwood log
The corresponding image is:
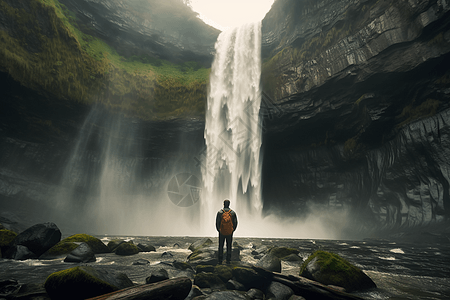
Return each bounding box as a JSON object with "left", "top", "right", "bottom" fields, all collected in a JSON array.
[{"left": 86, "top": 277, "right": 192, "bottom": 300}]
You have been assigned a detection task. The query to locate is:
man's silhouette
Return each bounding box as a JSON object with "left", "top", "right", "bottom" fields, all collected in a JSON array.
[{"left": 216, "top": 199, "right": 238, "bottom": 264}]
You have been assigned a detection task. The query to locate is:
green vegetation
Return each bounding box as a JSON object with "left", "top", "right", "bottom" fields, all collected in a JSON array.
[
  {"left": 41, "top": 242, "right": 78, "bottom": 258},
  {"left": 44, "top": 266, "right": 117, "bottom": 299},
  {"left": 1, "top": 0, "right": 210, "bottom": 120},
  {"left": 0, "top": 229, "right": 17, "bottom": 247},
  {"left": 397, "top": 98, "right": 440, "bottom": 128},
  {"left": 61, "top": 234, "right": 109, "bottom": 253},
  {"left": 114, "top": 241, "right": 140, "bottom": 256},
  {"left": 300, "top": 250, "right": 371, "bottom": 291}
]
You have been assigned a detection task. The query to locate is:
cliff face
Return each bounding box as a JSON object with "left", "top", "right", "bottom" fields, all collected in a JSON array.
[{"left": 260, "top": 0, "right": 450, "bottom": 230}]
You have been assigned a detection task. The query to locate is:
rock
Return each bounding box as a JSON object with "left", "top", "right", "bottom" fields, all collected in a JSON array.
[
  {"left": 232, "top": 266, "right": 272, "bottom": 291},
  {"left": 251, "top": 245, "right": 269, "bottom": 256},
  {"left": 132, "top": 259, "right": 150, "bottom": 265},
  {"left": 64, "top": 242, "right": 96, "bottom": 263},
  {"left": 226, "top": 279, "right": 246, "bottom": 291},
  {"left": 6, "top": 245, "right": 38, "bottom": 260},
  {"left": 288, "top": 296, "right": 306, "bottom": 300},
  {"left": 161, "top": 251, "right": 173, "bottom": 258},
  {"left": 267, "top": 281, "right": 294, "bottom": 300},
  {"left": 269, "top": 247, "right": 300, "bottom": 259},
  {"left": 137, "top": 243, "right": 156, "bottom": 252},
  {"left": 13, "top": 282, "right": 51, "bottom": 299},
  {"left": 115, "top": 242, "right": 140, "bottom": 256},
  {"left": 107, "top": 239, "right": 126, "bottom": 252},
  {"left": 256, "top": 253, "right": 282, "bottom": 273},
  {"left": 200, "top": 290, "right": 247, "bottom": 299},
  {"left": 282, "top": 254, "right": 303, "bottom": 262},
  {"left": 214, "top": 265, "right": 233, "bottom": 282},
  {"left": 193, "top": 272, "right": 224, "bottom": 289},
  {"left": 196, "top": 265, "right": 215, "bottom": 273},
  {"left": 246, "top": 288, "right": 265, "bottom": 300},
  {"left": 300, "top": 250, "right": 376, "bottom": 292},
  {"left": 145, "top": 268, "right": 169, "bottom": 284},
  {"left": 0, "top": 229, "right": 17, "bottom": 248},
  {"left": 61, "top": 234, "right": 110, "bottom": 254},
  {"left": 173, "top": 243, "right": 181, "bottom": 248},
  {"left": 188, "top": 245, "right": 240, "bottom": 265},
  {"left": 189, "top": 238, "right": 213, "bottom": 252},
  {"left": 173, "top": 260, "right": 194, "bottom": 271},
  {"left": 40, "top": 241, "right": 79, "bottom": 259},
  {"left": 0, "top": 279, "right": 20, "bottom": 295},
  {"left": 13, "top": 222, "right": 61, "bottom": 257},
  {"left": 185, "top": 285, "right": 205, "bottom": 300},
  {"left": 85, "top": 277, "right": 192, "bottom": 300},
  {"left": 44, "top": 266, "right": 133, "bottom": 299},
  {"left": 232, "top": 241, "right": 244, "bottom": 250}
]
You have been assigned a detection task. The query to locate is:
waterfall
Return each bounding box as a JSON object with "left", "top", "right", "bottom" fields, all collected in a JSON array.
[{"left": 202, "top": 22, "right": 264, "bottom": 236}]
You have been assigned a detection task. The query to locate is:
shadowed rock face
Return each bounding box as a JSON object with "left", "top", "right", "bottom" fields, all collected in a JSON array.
[{"left": 260, "top": 0, "right": 450, "bottom": 230}]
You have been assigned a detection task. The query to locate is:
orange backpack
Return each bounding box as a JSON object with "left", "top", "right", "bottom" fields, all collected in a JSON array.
[{"left": 220, "top": 209, "right": 234, "bottom": 236}]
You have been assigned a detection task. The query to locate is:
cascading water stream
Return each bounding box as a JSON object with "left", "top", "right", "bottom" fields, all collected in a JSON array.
[{"left": 202, "top": 22, "right": 264, "bottom": 236}]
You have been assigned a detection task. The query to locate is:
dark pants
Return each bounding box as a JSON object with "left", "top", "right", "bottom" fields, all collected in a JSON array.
[{"left": 218, "top": 233, "right": 232, "bottom": 263}]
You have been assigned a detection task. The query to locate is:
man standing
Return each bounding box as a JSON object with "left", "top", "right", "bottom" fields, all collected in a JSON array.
[{"left": 216, "top": 199, "right": 238, "bottom": 264}]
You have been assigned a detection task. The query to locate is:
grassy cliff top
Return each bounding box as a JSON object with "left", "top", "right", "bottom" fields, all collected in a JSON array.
[{"left": 0, "top": 0, "right": 212, "bottom": 120}]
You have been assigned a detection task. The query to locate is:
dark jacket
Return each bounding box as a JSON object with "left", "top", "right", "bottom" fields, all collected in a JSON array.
[{"left": 216, "top": 208, "right": 238, "bottom": 233}]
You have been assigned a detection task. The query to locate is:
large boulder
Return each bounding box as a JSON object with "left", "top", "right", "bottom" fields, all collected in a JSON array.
[
  {"left": 266, "top": 281, "right": 294, "bottom": 300},
  {"left": 13, "top": 223, "right": 61, "bottom": 257},
  {"left": 44, "top": 266, "right": 133, "bottom": 299},
  {"left": 61, "top": 234, "right": 110, "bottom": 254},
  {"left": 268, "top": 247, "right": 300, "bottom": 259},
  {"left": 6, "top": 245, "right": 37, "bottom": 260},
  {"left": 255, "top": 253, "right": 282, "bottom": 273},
  {"left": 145, "top": 268, "right": 169, "bottom": 284},
  {"left": 231, "top": 266, "right": 272, "bottom": 291},
  {"left": 137, "top": 243, "right": 156, "bottom": 252},
  {"left": 83, "top": 277, "right": 192, "bottom": 300},
  {"left": 64, "top": 242, "right": 96, "bottom": 263},
  {"left": 300, "top": 250, "right": 376, "bottom": 292},
  {"left": 40, "top": 242, "right": 79, "bottom": 259},
  {"left": 114, "top": 241, "right": 140, "bottom": 256},
  {"left": 107, "top": 239, "right": 126, "bottom": 252},
  {"left": 193, "top": 272, "right": 224, "bottom": 289},
  {"left": 0, "top": 229, "right": 17, "bottom": 256}
]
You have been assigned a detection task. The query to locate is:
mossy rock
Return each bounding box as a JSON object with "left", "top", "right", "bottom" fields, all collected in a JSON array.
[
  {"left": 268, "top": 247, "right": 300, "bottom": 259},
  {"left": 214, "top": 265, "right": 233, "bottom": 282},
  {"left": 0, "top": 229, "right": 17, "bottom": 247},
  {"left": 193, "top": 272, "right": 224, "bottom": 289},
  {"left": 44, "top": 266, "right": 133, "bottom": 300},
  {"left": 40, "top": 242, "right": 79, "bottom": 259},
  {"left": 114, "top": 241, "right": 139, "bottom": 256},
  {"left": 62, "top": 234, "right": 110, "bottom": 254},
  {"left": 300, "top": 250, "right": 376, "bottom": 292},
  {"left": 107, "top": 239, "right": 126, "bottom": 252},
  {"left": 196, "top": 265, "right": 215, "bottom": 273}
]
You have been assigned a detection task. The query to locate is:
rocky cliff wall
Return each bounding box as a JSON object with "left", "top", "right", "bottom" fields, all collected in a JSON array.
[{"left": 260, "top": 0, "right": 450, "bottom": 230}]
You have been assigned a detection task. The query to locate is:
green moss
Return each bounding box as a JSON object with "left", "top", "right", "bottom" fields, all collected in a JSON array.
[
  {"left": 41, "top": 242, "right": 78, "bottom": 258},
  {"left": 62, "top": 234, "right": 109, "bottom": 254},
  {"left": 300, "top": 250, "right": 374, "bottom": 292},
  {"left": 214, "top": 265, "right": 233, "bottom": 282},
  {"left": 44, "top": 266, "right": 116, "bottom": 299},
  {"left": 114, "top": 242, "right": 139, "bottom": 256},
  {"left": 0, "top": 229, "right": 17, "bottom": 247}
]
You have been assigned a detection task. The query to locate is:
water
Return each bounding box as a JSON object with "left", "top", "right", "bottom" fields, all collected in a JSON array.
[
  {"left": 1, "top": 236, "right": 449, "bottom": 299},
  {"left": 202, "top": 22, "right": 264, "bottom": 237}
]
